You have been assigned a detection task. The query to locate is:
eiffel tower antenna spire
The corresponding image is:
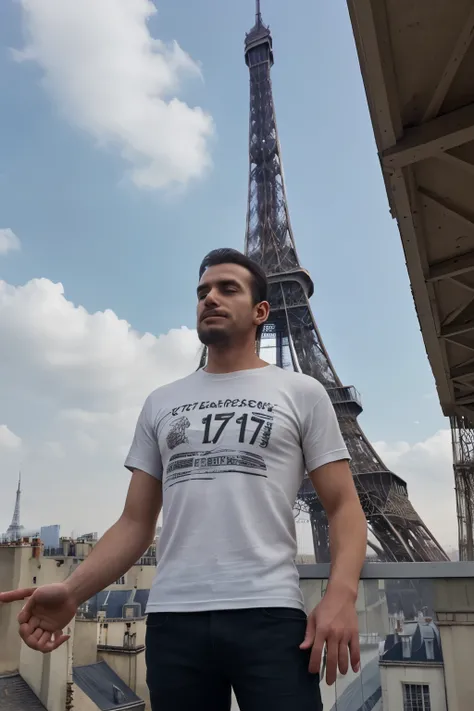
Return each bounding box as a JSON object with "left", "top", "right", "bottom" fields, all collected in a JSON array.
[{"left": 256, "top": 0, "right": 261, "bottom": 23}]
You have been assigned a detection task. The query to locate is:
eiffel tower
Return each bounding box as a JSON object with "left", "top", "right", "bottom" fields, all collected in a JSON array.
[
  {"left": 6, "top": 472, "right": 24, "bottom": 542},
  {"left": 243, "top": 2, "right": 448, "bottom": 563}
]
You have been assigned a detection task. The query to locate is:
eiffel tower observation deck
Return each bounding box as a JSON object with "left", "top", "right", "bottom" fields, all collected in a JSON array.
[{"left": 243, "top": 2, "right": 448, "bottom": 563}]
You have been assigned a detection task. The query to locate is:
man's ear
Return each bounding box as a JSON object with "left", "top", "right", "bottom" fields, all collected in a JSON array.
[{"left": 255, "top": 300, "right": 270, "bottom": 327}]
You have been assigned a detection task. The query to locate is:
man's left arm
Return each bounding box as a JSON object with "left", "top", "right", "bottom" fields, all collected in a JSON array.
[{"left": 300, "top": 459, "right": 367, "bottom": 684}]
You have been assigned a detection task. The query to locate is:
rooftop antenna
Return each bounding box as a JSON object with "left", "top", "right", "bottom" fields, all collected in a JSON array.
[{"left": 256, "top": 0, "right": 262, "bottom": 24}]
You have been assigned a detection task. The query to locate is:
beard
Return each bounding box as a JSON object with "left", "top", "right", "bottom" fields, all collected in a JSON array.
[{"left": 197, "top": 323, "right": 232, "bottom": 346}]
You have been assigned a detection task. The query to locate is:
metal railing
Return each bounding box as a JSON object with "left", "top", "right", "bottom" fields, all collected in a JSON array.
[
  {"left": 136, "top": 556, "right": 156, "bottom": 566},
  {"left": 298, "top": 561, "right": 474, "bottom": 579},
  {"left": 326, "top": 386, "right": 363, "bottom": 409},
  {"left": 43, "top": 547, "right": 66, "bottom": 557}
]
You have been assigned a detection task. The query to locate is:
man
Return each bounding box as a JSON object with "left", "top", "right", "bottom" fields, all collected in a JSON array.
[{"left": 0, "top": 248, "right": 367, "bottom": 711}]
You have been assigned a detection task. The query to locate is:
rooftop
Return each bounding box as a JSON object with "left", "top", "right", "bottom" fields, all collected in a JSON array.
[
  {"left": 73, "top": 661, "right": 144, "bottom": 711},
  {"left": 381, "top": 616, "right": 443, "bottom": 664},
  {"left": 0, "top": 674, "right": 46, "bottom": 711},
  {"left": 78, "top": 588, "right": 150, "bottom": 619}
]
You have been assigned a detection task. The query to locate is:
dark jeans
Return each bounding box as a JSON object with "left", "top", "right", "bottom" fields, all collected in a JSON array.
[{"left": 145, "top": 607, "right": 323, "bottom": 711}]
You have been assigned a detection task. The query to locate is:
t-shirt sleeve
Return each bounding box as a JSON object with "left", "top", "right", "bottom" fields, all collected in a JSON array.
[
  {"left": 301, "top": 387, "right": 350, "bottom": 472},
  {"left": 124, "top": 395, "right": 163, "bottom": 480}
]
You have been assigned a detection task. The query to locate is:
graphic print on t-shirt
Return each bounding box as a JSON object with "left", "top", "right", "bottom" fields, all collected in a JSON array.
[
  {"left": 162, "top": 397, "right": 276, "bottom": 491},
  {"left": 164, "top": 448, "right": 268, "bottom": 489},
  {"left": 166, "top": 416, "right": 190, "bottom": 450}
]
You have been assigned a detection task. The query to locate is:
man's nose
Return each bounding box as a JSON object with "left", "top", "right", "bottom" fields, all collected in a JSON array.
[{"left": 204, "top": 289, "right": 219, "bottom": 306}]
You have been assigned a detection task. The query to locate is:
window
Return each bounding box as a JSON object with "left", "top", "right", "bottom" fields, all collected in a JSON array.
[
  {"left": 424, "top": 638, "right": 435, "bottom": 661},
  {"left": 115, "top": 576, "right": 125, "bottom": 585},
  {"left": 401, "top": 636, "right": 412, "bottom": 659},
  {"left": 403, "top": 684, "right": 431, "bottom": 711}
]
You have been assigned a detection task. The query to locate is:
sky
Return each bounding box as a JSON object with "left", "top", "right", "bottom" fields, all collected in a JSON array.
[{"left": 0, "top": 0, "right": 458, "bottom": 551}]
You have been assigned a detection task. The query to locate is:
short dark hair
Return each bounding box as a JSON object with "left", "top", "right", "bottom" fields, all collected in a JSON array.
[
  {"left": 198, "top": 248, "right": 268, "bottom": 339},
  {"left": 199, "top": 248, "right": 268, "bottom": 304}
]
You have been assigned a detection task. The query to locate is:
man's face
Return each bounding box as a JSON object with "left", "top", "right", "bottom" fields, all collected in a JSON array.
[{"left": 196, "top": 263, "right": 265, "bottom": 346}]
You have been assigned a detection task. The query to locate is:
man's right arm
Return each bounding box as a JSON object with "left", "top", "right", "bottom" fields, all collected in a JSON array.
[{"left": 63, "top": 469, "right": 162, "bottom": 607}]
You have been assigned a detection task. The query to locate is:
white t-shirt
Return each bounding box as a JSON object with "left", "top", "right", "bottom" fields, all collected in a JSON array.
[{"left": 124, "top": 365, "right": 349, "bottom": 613}]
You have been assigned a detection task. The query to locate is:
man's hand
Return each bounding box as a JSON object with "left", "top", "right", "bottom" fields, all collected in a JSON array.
[
  {"left": 300, "top": 590, "right": 360, "bottom": 685},
  {"left": 0, "top": 583, "right": 77, "bottom": 653}
]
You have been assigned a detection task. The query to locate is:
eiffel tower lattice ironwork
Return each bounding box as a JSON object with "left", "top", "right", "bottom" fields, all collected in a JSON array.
[
  {"left": 450, "top": 415, "right": 474, "bottom": 560},
  {"left": 6, "top": 472, "right": 24, "bottom": 542},
  {"left": 243, "top": 3, "right": 448, "bottom": 563}
]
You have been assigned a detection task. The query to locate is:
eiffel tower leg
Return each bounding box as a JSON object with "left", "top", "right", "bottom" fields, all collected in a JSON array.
[
  {"left": 451, "top": 415, "right": 474, "bottom": 560},
  {"left": 369, "top": 517, "right": 413, "bottom": 562}
]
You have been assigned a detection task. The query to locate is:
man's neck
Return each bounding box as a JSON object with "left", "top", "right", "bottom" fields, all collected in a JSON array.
[{"left": 204, "top": 343, "right": 268, "bottom": 375}]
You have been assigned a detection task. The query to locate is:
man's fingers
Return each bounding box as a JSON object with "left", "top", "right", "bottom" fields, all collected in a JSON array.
[
  {"left": 20, "top": 628, "right": 68, "bottom": 654},
  {"left": 41, "top": 631, "right": 69, "bottom": 654},
  {"left": 19, "top": 625, "right": 38, "bottom": 648},
  {"left": 325, "top": 636, "right": 339, "bottom": 686},
  {"left": 308, "top": 629, "right": 325, "bottom": 675},
  {"left": 0, "top": 588, "right": 36, "bottom": 604},
  {"left": 349, "top": 631, "right": 361, "bottom": 672},
  {"left": 19, "top": 615, "right": 40, "bottom": 641},
  {"left": 299, "top": 613, "right": 316, "bottom": 650},
  {"left": 338, "top": 639, "right": 349, "bottom": 676},
  {"left": 36, "top": 631, "right": 52, "bottom": 652},
  {"left": 32, "top": 628, "right": 45, "bottom": 643}
]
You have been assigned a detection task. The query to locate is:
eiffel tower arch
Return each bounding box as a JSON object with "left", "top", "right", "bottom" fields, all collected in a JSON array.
[{"left": 243, "top": 3, "right": 448, "bottom": 563}]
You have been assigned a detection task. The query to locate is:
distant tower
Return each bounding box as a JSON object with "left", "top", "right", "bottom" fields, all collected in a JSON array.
[
  {"left": 6, "top": 473, "right": 24, "bottom": 542},
  {"left": 243, "top": 2, "right": 448, "bottom": 562}
]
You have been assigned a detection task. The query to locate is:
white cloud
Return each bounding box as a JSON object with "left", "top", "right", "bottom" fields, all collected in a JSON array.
[
  {"left": 0, "top": 229, "right": 21, "bottom": 256},
  {"left": 374, "top": 429, "right": 458, "bottom": 550},
  {"left": 0, "top": 277, "right": 202, "bottom": 535},
  {"left": 0, "top": 278, "right": 200, "bottom": 410},
  {"left": 0, "top": 425, "right": 22, "bottom": 451},
  {"left": 15, "top": 0, "right": 214, "bottom": 190}
]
